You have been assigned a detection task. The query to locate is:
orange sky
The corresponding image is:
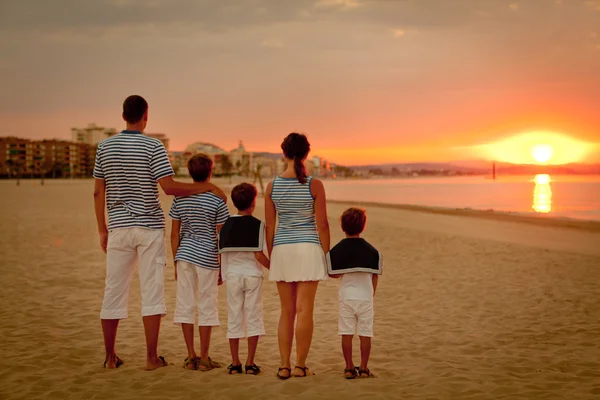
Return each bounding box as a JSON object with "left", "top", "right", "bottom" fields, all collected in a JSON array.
[{"left": 1, "top": 1, "right": 599, "bottom": 165}]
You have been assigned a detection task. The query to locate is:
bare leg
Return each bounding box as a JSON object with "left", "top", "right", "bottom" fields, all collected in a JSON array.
[
  {"left": 101, "top": 319, "right": 119, "bottom": 368},
  {"left": 294, "top": 281, "right": 319, "bottom": 376},
  {"left": 143, "top": 314, "right": 163, "bottom": 370},
  {"left": 181, "top": 323, "right": 197, "bottom": 368},
  {"left": 359, "top": 336, "right": 372, "bottom": 372},
  {"left": 277, "top": 282, "right": 297, "bottom": 378},
  {"left": 199, "top": 326, "right": 212, "bottom": 361},
  {"left": 342, "top": 335, "right": 355, "bottom": 376},
  {"left": 229, "top": 338, "right": 241, "bottom": 368},
  {"left": 246, "top": 336, "right": 259, "bottom": 366}
]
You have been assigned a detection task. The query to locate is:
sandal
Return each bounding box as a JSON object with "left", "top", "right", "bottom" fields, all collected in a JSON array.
[
  {"left": 276, "top": 367, "right": 291, "bottom": 380},
  {"left": 358, "top": 368, "right": 375, "bottom": 378},
  {"left": 183, "top": 357, "right": 198, "bottom": 370},
  {"left": 344, "top": 367, "right": 358, "bottom": 379},
  {"left": 245, "top": 364, "right": 261, "bottom": 375},
  {"left": 145, "top": 355, "right": 170, "bottom": 371},
  {"left": 227, "top": 363, "right": 243, "bottom": 374},
  {"left": 103, "top": 356, "right": 124, "bottom": 369},
  {"left": 294, "top": 365, "right": 315, "bottom": 377},
  {"left": 197, "top": 357, "right": 222, "bottom": 371}
]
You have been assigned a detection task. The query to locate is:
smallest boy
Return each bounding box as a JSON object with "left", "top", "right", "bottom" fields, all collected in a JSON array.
[
  {"left": 219, "top": 183, "right": 270, "bottom": 375},
  {"left": 327, "top": 208, "right": 382, "bottom": 379},
  {"left": 170, "top": 154, "right": 230, "bottom": 371}
]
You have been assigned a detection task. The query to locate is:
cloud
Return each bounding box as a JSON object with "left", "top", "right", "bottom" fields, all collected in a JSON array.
[
  {"left": 260, "top": 38, "right": 284, "bottom": 48},
  {"left": 314, "top": 0, "right": 361, "bottom": 9},
  {"left": 509, "top": 3, "right": 519, "bottom": 11},
  {"left": 392, "top": 29, "right": 405, "bottom": 38}
]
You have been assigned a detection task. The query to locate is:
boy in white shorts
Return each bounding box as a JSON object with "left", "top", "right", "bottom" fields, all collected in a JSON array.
[
  {"left": 169, "top": 153, "right": 230, "bottom": 371},
  {"left": 219, "top": 183, "right": 270, "bottom": 375},
  {"left": 327, "top": 208, "right": 382, "bottom": 379}
]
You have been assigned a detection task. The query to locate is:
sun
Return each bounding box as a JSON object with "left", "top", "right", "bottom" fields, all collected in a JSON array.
[{"left": 531, "top": 144, "right": 553, "bottom": 163}]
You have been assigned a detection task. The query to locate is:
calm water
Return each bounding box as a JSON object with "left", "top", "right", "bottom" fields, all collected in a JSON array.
[{"left": 322, "top": 175, "right": 600, "bottom": 221}]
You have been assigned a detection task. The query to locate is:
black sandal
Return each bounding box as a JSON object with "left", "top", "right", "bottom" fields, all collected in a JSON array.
[
  {"left": 276, "top": 367, "right": 291, "bottom": 380},
  {"left": 344, "top": 367, "right": 357, "bottom": 379},
  {"left": 294, "top": 365, "right": 315, "bottom": 377},
  {"left": 245, "top": 364, "right": 261, "bottom": 375},
  {"left": 227, "top": 364, "right": 243, "bottom": 374},
  {"left": 358, "top": 368, "right": 375, "bottom": 378},
  {"left": 103, "top": 356, "right": 124, "bottom": 369}
]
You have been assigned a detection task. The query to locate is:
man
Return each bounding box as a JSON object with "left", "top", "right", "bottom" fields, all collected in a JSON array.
[{"left": 93, "top": 95, "right": 227, "bottom": 370}]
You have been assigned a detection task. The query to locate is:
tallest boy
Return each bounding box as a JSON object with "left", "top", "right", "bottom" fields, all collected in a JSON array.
[{"left": 93, "top": 95, "right": 226, "bottom": 370}]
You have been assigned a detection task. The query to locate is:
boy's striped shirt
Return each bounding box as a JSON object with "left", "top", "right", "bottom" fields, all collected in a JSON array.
[
  {"left": 93, "top": 130, "right": 174, "bottom": 230},
  {"left": 169, "top": 192, "right": 230, "bottom": 269},
  {"left": 271, "top": 176, "right": 320, "bottom": 247}
]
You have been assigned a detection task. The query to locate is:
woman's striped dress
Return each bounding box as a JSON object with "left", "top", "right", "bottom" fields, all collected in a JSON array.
[{"left": 268, "top": 176, "right": 327, "bottom": 282}]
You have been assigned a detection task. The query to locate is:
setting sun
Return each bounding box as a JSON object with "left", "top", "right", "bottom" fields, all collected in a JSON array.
[
  {"left": 531, "top": 144, "right": 553, "bottom": 163},
  {"left": 474, "top": 131, "right": 593, "bottom": 165}
]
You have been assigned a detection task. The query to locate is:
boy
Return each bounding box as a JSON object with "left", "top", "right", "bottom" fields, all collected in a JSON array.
[
  {"left": 93, "top": 95, "right": 226, "bottom": 370},
  {"left": 219, "top": 183, "right": 270, "bottom": 375},
  {"left": 169, "top": 153, "right": 230, "bottom": 371},
  {"left": 327, "top": 208, "right": 382, "bottom": 379}
]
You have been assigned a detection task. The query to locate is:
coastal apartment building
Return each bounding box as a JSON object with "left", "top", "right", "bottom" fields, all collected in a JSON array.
[
  {"left": 71, "top": 123, "right": 117, "bottom": 146},
  {"left": 0, "top": 137, "right": 96, "bottom": 178}
]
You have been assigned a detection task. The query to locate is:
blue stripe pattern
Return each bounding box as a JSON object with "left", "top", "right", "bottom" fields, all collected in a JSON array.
[
  {"left": 271, "top": 176, "right": 320, "bottom": 247},
  {"left": 169, "top": 193, "right": 230, "bottom": 269},
  {"left": 93, "top": 130, "right": 174, "bottom": 230}
]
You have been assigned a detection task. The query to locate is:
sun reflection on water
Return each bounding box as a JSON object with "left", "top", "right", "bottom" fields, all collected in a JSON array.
[{"left": 532, "top": 174, "right": 552, "bottom": 214}]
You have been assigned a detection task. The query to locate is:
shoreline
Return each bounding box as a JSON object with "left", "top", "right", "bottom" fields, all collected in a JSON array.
[{"left": 324, "top": 199, "right": 600, "bottom": 232}]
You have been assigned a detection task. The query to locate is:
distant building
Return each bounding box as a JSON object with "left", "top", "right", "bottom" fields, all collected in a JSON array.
[
  {"left": 71, "top": 123, "right": 117, "bottom": 145},
  {"left": 0, "top": 136, "right": 95, "bottom": 178}
]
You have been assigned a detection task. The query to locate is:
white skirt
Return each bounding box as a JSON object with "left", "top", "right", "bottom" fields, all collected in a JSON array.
[{"left": 269, "top": 243, "right": 328, "bottom": 282}]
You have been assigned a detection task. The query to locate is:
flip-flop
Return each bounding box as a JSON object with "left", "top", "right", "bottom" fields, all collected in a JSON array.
[
  {"left": 276, "top": 367, "right": 291, "bottom": 380},
  {"left": 103, "top": 356, "right": 124, "bottom": 369}
]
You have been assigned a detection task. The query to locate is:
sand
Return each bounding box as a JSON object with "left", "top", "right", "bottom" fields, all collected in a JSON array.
[{"left": 1, "top": 179, "right": 600, "bottom": 400}]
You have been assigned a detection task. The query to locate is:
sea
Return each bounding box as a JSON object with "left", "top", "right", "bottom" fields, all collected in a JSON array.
[{"left": 322, "top": 175, "right": 600, "bottom": 221}]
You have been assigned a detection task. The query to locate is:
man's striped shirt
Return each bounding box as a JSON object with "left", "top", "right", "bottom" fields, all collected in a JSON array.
[
  {"left": 169, "top": 192, "right": 230, "bottom": 269},
  {"left": 271, "top": 176, "right": 321, "bottom": 247},
  {"left": 93, "top": 130, "right": 174, "bottom": 230}
]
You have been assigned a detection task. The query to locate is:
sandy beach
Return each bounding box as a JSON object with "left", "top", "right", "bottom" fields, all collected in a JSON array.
[{"left": 1, "top": 178, "right": 600, "bottom": 400}]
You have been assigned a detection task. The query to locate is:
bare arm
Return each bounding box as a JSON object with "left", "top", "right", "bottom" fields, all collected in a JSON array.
[
  {"left": 255, "top": 251, "right": 270, "bottom": 269},
  {"left": 158, "top": 176, "right": 227, "bottom": 202},
  {"left": 170, "top": 219, "right": 181, "bottom": 261},
  {"left": 311, "top": 179, "right": 331, "bottom": 253},
  {"left": 372, "top": 274, "right": 379, "bottom": 296},
  {"left": 93, "top": 178, "right": 108, "bottom": 253},
  {"left": 216, "top": 224, "right": 224, "bottom": 285},
  {"left": 265, "top": 181, "right": 276, "bottom": 257}
]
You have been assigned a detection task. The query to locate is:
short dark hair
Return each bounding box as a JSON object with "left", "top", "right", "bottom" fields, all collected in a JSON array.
[
  {"left": 341, "top": 207, "right": 367, "bottom": 236},
  {"left": 231, "top": 183, "right": 257, "bottom": 211},
  {"left": 187, "top": 153, "right": 213, "bottom": 182},
  {"left": 122, "top": 95, "right": 148, "bottom": 124}
]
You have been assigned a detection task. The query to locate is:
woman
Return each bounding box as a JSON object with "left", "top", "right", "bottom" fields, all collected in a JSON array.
[{"left": 265, "top": 132, "right": 330, "bottom": 379}]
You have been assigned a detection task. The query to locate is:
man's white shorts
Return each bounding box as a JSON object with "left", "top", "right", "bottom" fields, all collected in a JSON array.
[
  {"left": 338, "top": 300, "right": 374, "bottom": 337},
  {"left": 226, "top": 273, "right": 265, "bottom": 339},
  {"left": 100, "top": 228, "right": 167, "bottom": 320},
  {"left": 173, "top": 261, "right": 220, "bottom": 326}
]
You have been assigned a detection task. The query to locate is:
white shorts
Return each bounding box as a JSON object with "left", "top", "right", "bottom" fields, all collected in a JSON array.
[
  {"left": 173, "top": 261, "right": 220, "bottom": 326},
  {"left": 338, "top": 300, "right": 374, "bottom": 337},
  {"left": 100, "top": 228, "right": 166, "bottom": 320},
  {"left": 226, "top": 273, "right": 265, "bottom": 339}
]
